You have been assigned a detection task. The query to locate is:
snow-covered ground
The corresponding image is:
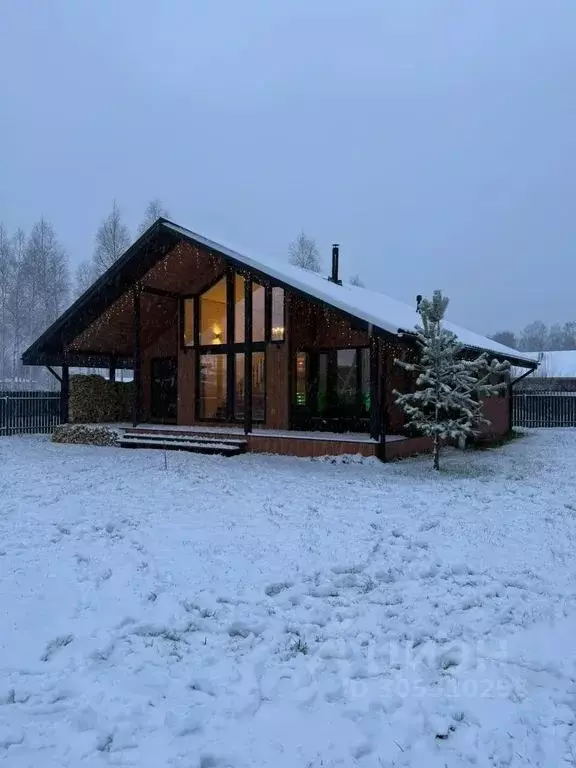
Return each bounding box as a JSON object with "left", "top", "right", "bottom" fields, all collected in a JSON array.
[{"left": 1, "top": 432, "right": 576, "bottom": 767}]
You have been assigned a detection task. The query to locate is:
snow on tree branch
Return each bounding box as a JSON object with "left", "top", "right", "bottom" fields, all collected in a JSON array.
[{"left": 394, "top": 290, "right": 510, "bottom": 470}]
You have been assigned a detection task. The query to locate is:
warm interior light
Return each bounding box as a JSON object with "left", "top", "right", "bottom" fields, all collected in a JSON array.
[
  {"left": 213, "top": 324, "right": 223, "bottom": 344},
  {"left": 272, "top": 326, "right": 285, "bottom": 340}
]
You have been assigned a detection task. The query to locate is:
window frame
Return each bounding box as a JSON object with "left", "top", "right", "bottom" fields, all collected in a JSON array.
[
  {"left": 292, "top": 345, "right": 371, "bottom": 428},
  {"left": 184, "top": 268, "right": 274, "bottom": 424},
  {"left": 197, "top": 352, "right": 228, "bottom": 420}
]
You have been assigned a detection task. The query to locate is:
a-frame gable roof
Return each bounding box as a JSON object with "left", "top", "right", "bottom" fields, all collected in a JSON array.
[{"left": 22, "top": 218, "right": 536, "bottom": 368}]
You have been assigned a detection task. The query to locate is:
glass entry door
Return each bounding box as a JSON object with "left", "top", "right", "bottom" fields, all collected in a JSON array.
[
  {"left": 150, "top": 356, "right": 178, "bottom": 423},
  {"left": 292, "top": 348, "right": 370, "bottom": 432}
]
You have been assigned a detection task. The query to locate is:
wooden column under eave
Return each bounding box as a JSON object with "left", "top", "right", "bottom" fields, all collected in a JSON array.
[
  {"left": 132, "top": 286, "right": 142, "bottom": 427},
  {"left": 369, "top": 333, "right": 380, "bottom": 441},
  {"left": 226, "top": 269, "right": 235, "bottom": 422},
  {"left": 60, "top": 363, "right": 69, "bottom": 424},
  {"left": 379, "top": 341, "right": 387, "bottom": 461},
  {"left": 109, "top": 362, "right": 116, "bottom": 383},
  {"left": 244, "top": 276, "right": 253, "bottom": 435}
]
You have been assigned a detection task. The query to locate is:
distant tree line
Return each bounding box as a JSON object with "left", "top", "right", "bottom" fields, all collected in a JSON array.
[
  {"left": 75, "top": 198, "right": 169, "bottom": 296},
  {"left": 0, "top": 219, "right": 70, "bottom": 385},
  {"left": 0, "top": 199, "right": 169, "bottom": 385},
  {"left": 490, "top": 321, "right": 576, "bottom": 352}
]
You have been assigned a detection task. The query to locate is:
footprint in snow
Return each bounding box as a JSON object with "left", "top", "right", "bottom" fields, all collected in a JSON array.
[
  {"left": 419, "top": 520, "right": 440, "bottom": 532},
  {"left": 264, "top": 581, "right": 293, "bottom": 597},
  {"left": 0, "top": 729, "right": 25, "bottom": 749},
  {"left": 41, "top": 634, "right": 74, "bottom": 662},
  {"left": 331, "top": 563, "right": 365, "bottom": 575},
  {"left": 199, "top": 754, "right": 236, "bottom": 768}
]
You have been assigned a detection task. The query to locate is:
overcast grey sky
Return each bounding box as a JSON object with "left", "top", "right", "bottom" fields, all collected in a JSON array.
[{"left": 1, "top": 0, "right": 575, "bottom": 335}]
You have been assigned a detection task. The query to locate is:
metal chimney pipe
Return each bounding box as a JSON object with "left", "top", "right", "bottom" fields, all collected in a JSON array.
[{"left": 331, "top": 244, "right": 341, "bottom": 285}]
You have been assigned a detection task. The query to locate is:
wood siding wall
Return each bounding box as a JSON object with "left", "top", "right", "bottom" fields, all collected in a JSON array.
[
  {"left": 247, "top": 435, "right": 377, "bottom": 457},
  {"left": 479, "top": 394, "right": 510, "bottom": 438},
  {"left": 178, "top": 349, "right": 196, "bottom": 424},
  {"left": 288, "top": 295, "right": 369, "bottom": 349},
  {"left": 266, "top": 343, "right": 290, "bottom": 429}
]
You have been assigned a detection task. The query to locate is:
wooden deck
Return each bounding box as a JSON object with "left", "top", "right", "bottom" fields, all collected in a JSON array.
[{"left": 118, "top": 425, "right": 433, "bottom": 460}]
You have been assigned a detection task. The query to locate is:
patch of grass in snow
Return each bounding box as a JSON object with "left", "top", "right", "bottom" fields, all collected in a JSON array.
[
  {"left": 287, "top": 633, "right": 309, "bottom": 656},
  {"left": 96, "top": 733, "right": 114, "bottom": 752}
]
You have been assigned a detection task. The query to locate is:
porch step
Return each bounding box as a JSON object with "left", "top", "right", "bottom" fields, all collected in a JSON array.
[
  {"left": 119, "top": 431, "right": 247, "bottom": 456},
  {"left": 122, "top": 430, "right": 247, "bottom": 447}
]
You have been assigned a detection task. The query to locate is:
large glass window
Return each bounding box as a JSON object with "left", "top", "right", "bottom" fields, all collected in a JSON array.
[
  {"left": 337, "top": 349, "right": 357, "bottom": 408},
  {"left": 271, "top": 287, "right": 285, "bottom": 341},
  {"left": 183, "top": 272, "right": 284, "bottom": 424},
  {"left": 183, "top": 298, "right": 194, "bottom": 347},
  {"left": 184, "top": 276, "right": 285, "bottom": 348},
  {"left": 294, "top": 347, "right": 371, "bottom": 429},
  {"left": 200, "top": 278, "right": 227, "bottom": 346},
  {"left": 199, "top": 354, "right": 227, "bottom": 419},
  {"left": 234, "top": 352, "right": 265, "bottom": 422},
  {"left": 234, "top": 276, "right": 245, "bottom": 344},
  {"left": 253, "top": 282, "right": 265, "bottom": 342}
]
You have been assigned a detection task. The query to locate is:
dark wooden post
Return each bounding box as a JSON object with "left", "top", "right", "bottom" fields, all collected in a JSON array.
[
  {"left": 369, "top": 333, "right": 380, "bottom": 441},
  {"left": 226, "top": 270, "right": 235, "bottom": 422},
  {"left": 244, "top": 276, "right": 253, "bottom": 434},
  {"left": 132, "top": 286, "right": 142, "bottom": 427},
  {"left": 109, "top": 362, "right": 116, "bottom": 383},
  {"left": 60, "top": 364, "right": 69, "bottom": 424},
  {"left": 264, "top": 286, "right": 272, "bottom": 343},
  {"left": 507, "top": 380, "right": 513, "bottom": 433},
  {"left": 379, "top": 340, "right": 387, "bottom": 461}
]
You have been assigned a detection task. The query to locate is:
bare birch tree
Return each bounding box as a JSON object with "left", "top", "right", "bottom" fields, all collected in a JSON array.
[
  {"left": 0, "top": 223, "right": 14, "bottom": 381},
  {"left": 22, "top": 219, "right": 70, "bottom": 339},
  {"left": 288, "top": 232, "right": 322, "bottom": 272},
  {"left": 93, "top": 200, "right": 131, "bottom": 275},
  {"left": 75, "top": 259, "right": 96, "bottom": 297},
  {"left": 138, "top": 198, "right": 170, "bottom": 235},
  {"left": 7, "top": 229, "right": 26, "bottom": 379}
]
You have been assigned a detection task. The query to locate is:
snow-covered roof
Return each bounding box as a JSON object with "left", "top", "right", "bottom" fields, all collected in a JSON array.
[
  {"left": 166, "top": 222, "right": 536, "bottom": 366},
  {"left": 22, "top": 217, "right": 537, "bottom": 368},
  {"left": 526, "top": 351, "right": 576, "bottom": 378}
]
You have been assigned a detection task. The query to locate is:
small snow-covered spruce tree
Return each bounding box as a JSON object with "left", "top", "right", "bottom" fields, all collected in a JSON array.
[{"left": 394, "top": 290, "right": 510, "bottom": 471}]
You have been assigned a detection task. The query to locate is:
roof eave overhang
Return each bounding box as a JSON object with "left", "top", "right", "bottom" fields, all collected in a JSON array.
[
  {"left": 21, "top": 220, "right": 180, "bottom": 366},
  {"left": 23, "top": 220, "right": 399, "bottom": 367},
  {"left": 397, "top": 329, "right": 538, "bottom": 370},
  {"left": 22, "top": 218, "right": 533, "bottom": 370}
]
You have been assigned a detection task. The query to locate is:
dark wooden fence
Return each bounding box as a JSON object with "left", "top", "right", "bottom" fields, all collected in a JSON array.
[
  {"left": 512, "top": 391, "right": 576, "bottom": 428},
  {"left": 0, "top": 390, "right": 61, "bottom": 436}
]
